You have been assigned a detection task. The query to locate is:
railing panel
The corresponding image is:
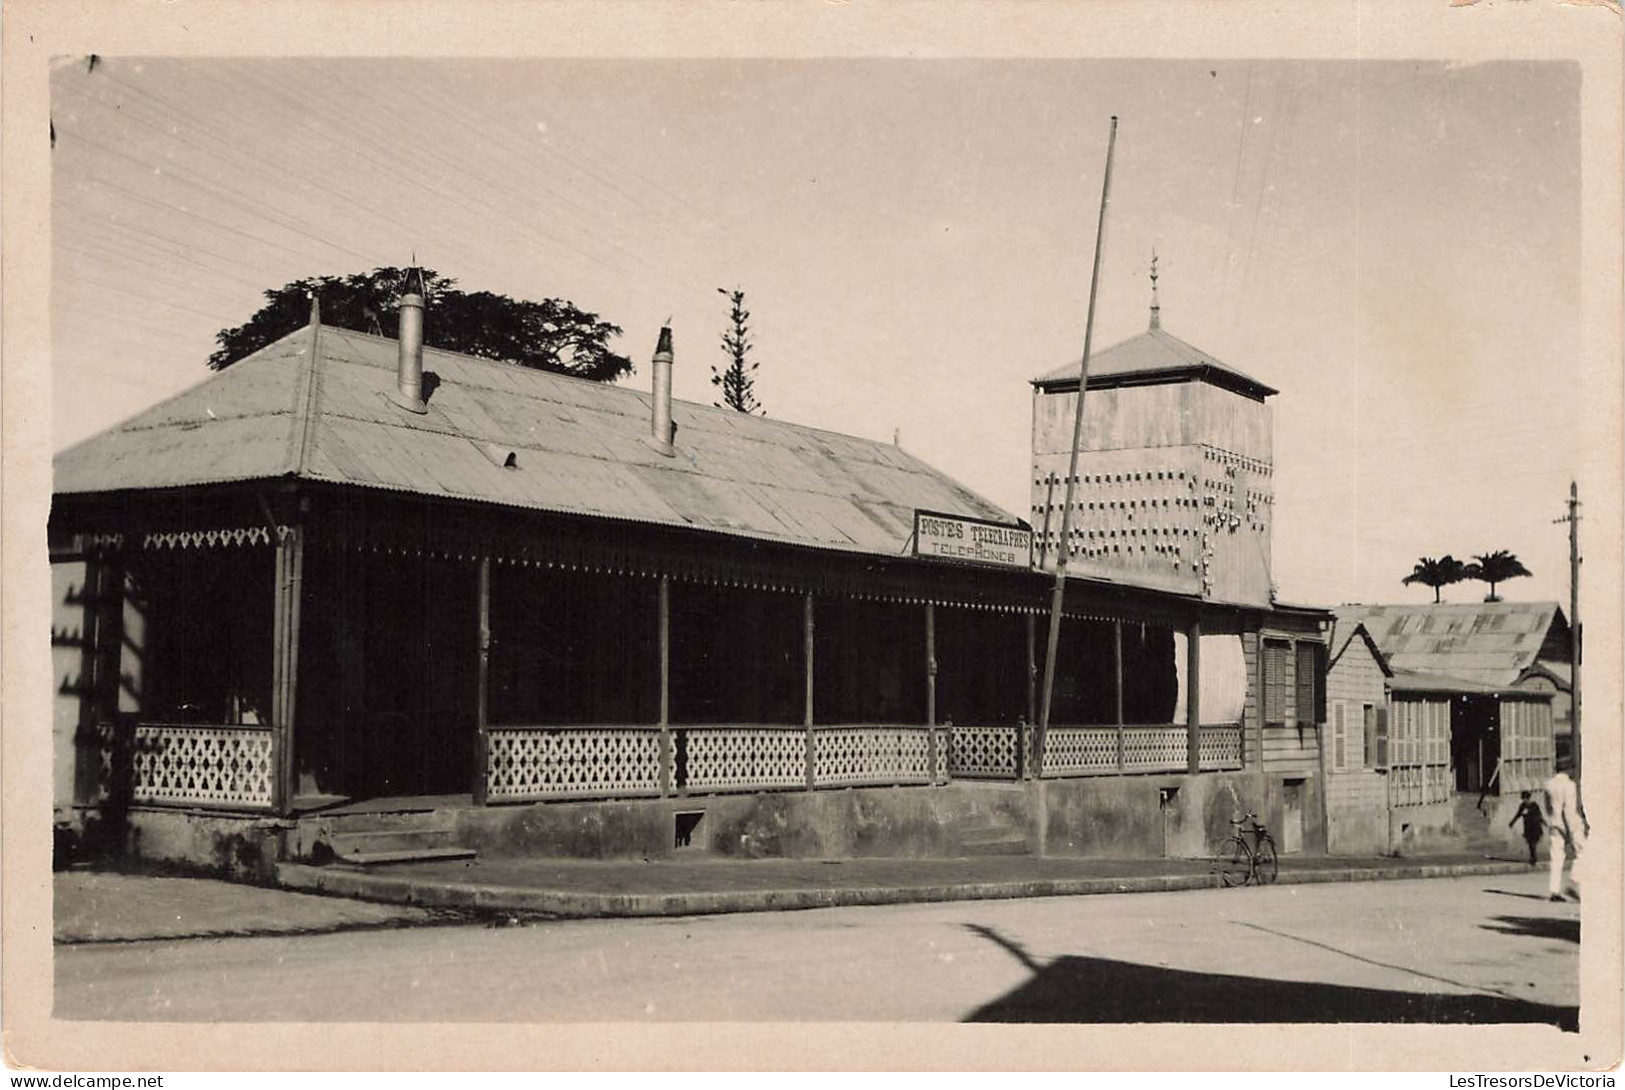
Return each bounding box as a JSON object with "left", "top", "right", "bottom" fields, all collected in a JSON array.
[
  {"left": 813, "top": 725, "right": 933, "bottom": 787},
  {"left": 122, "top": 723, "right": 276, "bottom": 810},
  {"left": 1042, "top": 727, "right": 1118, "bottom": 777},
  {"left": 487, "top": 726, "right": 662, "bottom": 802},
  {"left": 1123, "top": 726, "right": 1188, "bottom": 773},
  {"left": 1197, "top": 724, "right": 1243, "bottom": 770},
  {"left": 684, "top": 726, "right": 806, "bottom": 792},
  {"left": 950, "top": 725, "right": 1020, "bottom": 779}
]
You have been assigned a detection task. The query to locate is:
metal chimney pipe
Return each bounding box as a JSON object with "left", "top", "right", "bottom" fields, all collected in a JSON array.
[
  {"left": 651, "top": 324, "right": 674, "bottom": 456},
  {"left": 390, "top": 268, "right": 429, "bottom": 414}
]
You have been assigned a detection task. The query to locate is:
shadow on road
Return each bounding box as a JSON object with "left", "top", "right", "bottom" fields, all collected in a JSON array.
[
  {"left": 1480, "top": 915, "right": 1579, "bottom": 944},
  {"left": 960, "top": 923, "right": 1576, "bottom": 1029},
  {"left": 1484, "top": 888, "right": 1557, "bottom": 903}
]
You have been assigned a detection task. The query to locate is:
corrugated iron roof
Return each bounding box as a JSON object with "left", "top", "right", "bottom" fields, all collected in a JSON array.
[
  {"left": 1332, "top": 601, "right": 1565, "bottom": 689},
  {"left": 1032, "top": 326, "right": 1278, "bottom": 400},
  {"left": 54, "top": 323, "right": 1019, "bottom": 558}
]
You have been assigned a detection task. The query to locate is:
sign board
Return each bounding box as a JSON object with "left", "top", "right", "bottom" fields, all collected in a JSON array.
[{"left": 912, "top": 511, "right": 1032, "bottom": 569}]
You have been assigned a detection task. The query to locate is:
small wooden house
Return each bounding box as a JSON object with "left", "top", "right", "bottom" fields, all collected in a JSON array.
[{"left": 1325, "top": 608, "right": 1559, "bottom": 855}]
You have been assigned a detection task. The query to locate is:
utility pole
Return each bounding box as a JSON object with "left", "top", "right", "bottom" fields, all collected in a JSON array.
[
  {"left": 1553, "top": 482, "right": 1582, "bottom": 779},
  {"left": 1037, "top": 116, "right": 1119, "bottom": 776}
]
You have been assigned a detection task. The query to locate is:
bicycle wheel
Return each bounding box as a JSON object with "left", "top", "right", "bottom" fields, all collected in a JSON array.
[
  {"left": 1253, "top": 834, "right": 1278, "bottom": 885},
  {"left": 1218, "top": 836, "right": 1252, "bottom": 887}
]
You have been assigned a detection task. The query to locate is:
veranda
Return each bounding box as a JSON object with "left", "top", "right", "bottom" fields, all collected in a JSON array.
[{"left": 52, "top": 484, "right": 1246, "bottom": 825}]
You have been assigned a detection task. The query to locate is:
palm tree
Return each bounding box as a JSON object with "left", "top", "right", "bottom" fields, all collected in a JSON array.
[
  {"left": 1402, "top": 555, "right": 1469, "bottom": 603},
  {"left": 1464, "top": 551, "right": 1532, "bottom": 602}
]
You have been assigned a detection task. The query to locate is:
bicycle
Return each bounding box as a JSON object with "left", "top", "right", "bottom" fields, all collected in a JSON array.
[{"left": 1217, "top": 813, "right": 1278, "bottom": 887}]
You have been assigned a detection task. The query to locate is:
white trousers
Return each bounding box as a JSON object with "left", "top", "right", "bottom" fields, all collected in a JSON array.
[{"left": 1549, "top": 828, "right": 1585, "bottom": 897}]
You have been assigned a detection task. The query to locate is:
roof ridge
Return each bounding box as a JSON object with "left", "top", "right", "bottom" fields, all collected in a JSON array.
[{"left": 287, "top": 316, "right": 325, "bottom": 476}]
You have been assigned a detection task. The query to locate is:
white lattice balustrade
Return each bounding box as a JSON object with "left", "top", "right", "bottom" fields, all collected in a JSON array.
[
  {"left": 1122, "top": 726, "right": 1188, "bottom": 772},
  {"left": 1042, "top": 727, "right": 1118, "bottom": 776},
  {"left": 1198, "top": 724, "right": 1242, "bottom": 770},
  {"left": 813, "top": 726, "right": 934, "bottom": 787},
  {"left": 486, "top": 727, "right": 662, "bottom": 801},
  {"left": 685, "top": 728, "right": 806, "bottom": 791},
  {"left": 130, "top": 724, "right": 275, "bottom": 809},
  {"left": 950, "top": 725, "right": 1019, "bottom": 778}
]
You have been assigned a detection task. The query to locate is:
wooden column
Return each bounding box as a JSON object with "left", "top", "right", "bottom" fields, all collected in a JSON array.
[
  {"left": 804, "top": 592, "right": 816, "bottom": 791},
  {"left": 925, "top": 601, "right": 939, "bottom": 784},
  {"left": 1186, "top": 615, "right": 1202, "bottom": 775},
  {"left": 1024, "top": 612, "right": 1037, "bottom": 780},
  {"left": 659, "top": 576, "right": 672, "bottom": 796},
  {"left": 1114, "top": 619, "right": 1126, "bottom": 771},
  {"left": 270, "top": 525, "right": 305, "bottom": 816},
  {"left": 472, "top": 557, "right": 491, "bottom": 805}
]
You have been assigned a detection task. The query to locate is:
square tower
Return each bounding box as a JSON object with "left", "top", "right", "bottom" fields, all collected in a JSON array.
[{"left": 1030, "top": 320, "right": 1277, "bottom": 608}]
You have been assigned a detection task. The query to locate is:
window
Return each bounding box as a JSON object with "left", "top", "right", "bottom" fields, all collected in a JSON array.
[
  {"left": 1295, "top": 640, "right": 1326, "bottom": 725},
  {"left": 1263, "top": 639, "right": 1289, "bottom": 725}
]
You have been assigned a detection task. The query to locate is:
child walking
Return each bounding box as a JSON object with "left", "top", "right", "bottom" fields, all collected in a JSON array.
[{"left": 1509, "top": 790, "right": 1545, "bottom": 866}]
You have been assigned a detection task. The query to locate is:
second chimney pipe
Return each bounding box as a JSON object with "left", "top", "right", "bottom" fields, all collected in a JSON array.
[
  {"left": 651, "top": 325, "right": 674, "bottom": 455},
  {"left": 390, "top": 268, "right": 428, "bottom": 414}
]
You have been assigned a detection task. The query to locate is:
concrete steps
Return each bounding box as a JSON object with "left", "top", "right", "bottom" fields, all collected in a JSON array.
[
  {"left": 300, "top": 807, "right": 477, "bottom": 867},
  {"left": 322, "top": 828, "right": 475, "bottom": 866}
]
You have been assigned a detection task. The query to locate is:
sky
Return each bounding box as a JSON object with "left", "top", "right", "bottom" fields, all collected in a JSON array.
[{"left": 49, "top": 57, "right": 1584, "bottom": 608}]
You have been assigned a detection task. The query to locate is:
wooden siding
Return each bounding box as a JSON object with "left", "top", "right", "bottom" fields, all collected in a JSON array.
[
  {"left": 1327, "top": 633, "right": 1387, "bottom": 773},
  {"left": 1260, "top": 629, "right": 1327, "bottom": 772}
]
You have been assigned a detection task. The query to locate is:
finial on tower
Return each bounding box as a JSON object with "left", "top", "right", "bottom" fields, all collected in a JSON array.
[{"left": 1149, "top": 247, "right": 1161, "bottom": 330}]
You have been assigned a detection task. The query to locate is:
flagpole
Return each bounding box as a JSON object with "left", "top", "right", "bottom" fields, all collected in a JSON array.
[{"left": 1036, "top": 115, "right": 1119, "bottom": 777}]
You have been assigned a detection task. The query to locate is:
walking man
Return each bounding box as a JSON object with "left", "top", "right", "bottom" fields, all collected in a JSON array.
[
  {"left": 1542, "top": 765, "right": 1588, "bottom": 902},
  {"left": 1509, "top": 790, "right": 1545, "bottom": 866}
]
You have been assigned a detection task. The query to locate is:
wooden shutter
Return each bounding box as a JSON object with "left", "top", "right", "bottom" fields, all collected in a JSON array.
[
  {"left": 1263, "top": 640, "right": 1288, "bottom": 725},
  {"left": 1332, "top": 702, "right": 1346, "bottom": 771},
  {"left": 1295, "top": 642, "right": 1319, "bottom": 725},
  {"left": 1374, "top": 706, "right": 1389, "bottom": 770}
]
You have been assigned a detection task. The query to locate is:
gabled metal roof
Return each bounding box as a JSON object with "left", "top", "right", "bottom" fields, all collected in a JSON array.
[
  {"left": 1032, "top": 326, "right": 1278, "bottom": 401},
  {"left": 53, "top": 322, "right": 1019, "bottom": 559},
  {"left": 1331, "top": 601, "right": 1567, "bottom": 690}
]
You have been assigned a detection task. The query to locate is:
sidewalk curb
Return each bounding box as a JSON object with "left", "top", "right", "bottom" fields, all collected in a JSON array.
[{"left": 274, "top": 859, "right": 1531, "bottom": 919}]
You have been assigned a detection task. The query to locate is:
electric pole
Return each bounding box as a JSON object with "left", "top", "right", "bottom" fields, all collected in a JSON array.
[{"left": 1553, "top": 481, "right": 1581, "bottom": 779}]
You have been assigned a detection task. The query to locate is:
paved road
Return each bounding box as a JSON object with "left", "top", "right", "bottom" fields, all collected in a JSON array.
[{"left": 55, "top": 870, "right": 1577, "bottom": 1025}]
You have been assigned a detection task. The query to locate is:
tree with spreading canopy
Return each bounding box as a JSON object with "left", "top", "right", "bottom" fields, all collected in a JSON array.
[
  {"left": 1401, "top": 555, "right": 1469, "bottom": 603},
  {"left": 711, "top": 287, "right": 765, "bottom": 415},
  {"left": 1463, "top": 550, "right": 1532, "bottom": 602},
  {"left": 208, "top": 266, "right": 633, "bottom": 382}
]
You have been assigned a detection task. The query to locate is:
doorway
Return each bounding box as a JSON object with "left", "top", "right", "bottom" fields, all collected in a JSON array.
[
  {"left": 1452, "top": 696, "right": 1500, "bottom": 794},
  {"left": 296, "top": 548, "right": 478, "bottom": 803},
  {"left": 1280, "top": 778, "right": 1305, "bottom": 854}
]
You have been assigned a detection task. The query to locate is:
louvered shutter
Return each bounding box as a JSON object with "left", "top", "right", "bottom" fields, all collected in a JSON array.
[
  {"left": 1375, "top": 706, "right": 1389, "bottom": 770},
  {"left": 1295, "top": 642, "right": 1320, "bottom": 725},
  {"left": 1332, "top": 702, "right": 1346, "bottom": 771},
  {"left": 1263, "top": 640, "right": 1288, "bottom": 725}
]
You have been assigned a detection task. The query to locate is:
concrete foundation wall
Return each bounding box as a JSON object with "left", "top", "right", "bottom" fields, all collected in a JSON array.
[
  {"left": 458, "top": 782, "right": 1036, "bottom": 861},
  {"left": 1390, "top": 800, "right": 1459, "bottom": 855},
  {"left": 1326, "top": 771, "right": 1388, "bottom": 855},
  {"left": 1042, "top": 770, "right": 1262, "bottom": 859},
  {"left": 83, "top": 807, "right": 289, "bottom": 880}
]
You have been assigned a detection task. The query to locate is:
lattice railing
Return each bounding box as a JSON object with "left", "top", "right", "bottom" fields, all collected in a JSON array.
[
  {"left": 813, "top": 725, "right": 938, "bottom": 787},
  {"left": 683, "top": 726, "right": 806, "bottom": 792},
  {"left": 487, "top": 726, "right": 662, "bottom": 802},
  {"left": 1198, "top": 724, "right": 1243, "bottom": 770},
  {"left": 950, "top": 725, "right": 1021, "bottom": 779},
  {"left": 1042, "top": 727, "right": 1118, "bottom": 776},
  {"left": 1123, "top": 726, "right": 1189, "bottom": 773},
  {"left": 122, "top": 723, "right": 275, "bottom": 810}
]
